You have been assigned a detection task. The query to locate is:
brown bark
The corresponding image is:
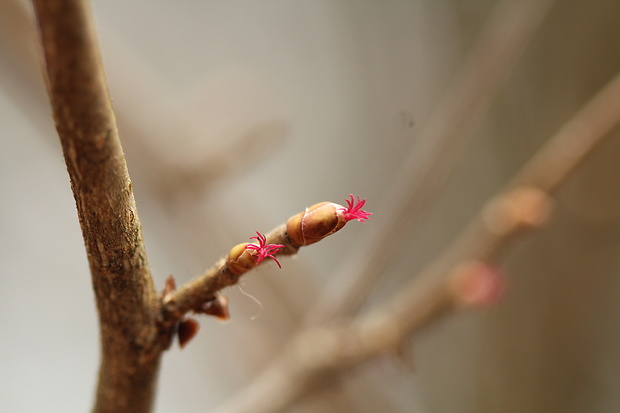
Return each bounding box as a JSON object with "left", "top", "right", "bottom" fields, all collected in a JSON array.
[{"left": 32, "top": 1, "right": 162, "bottom": 412}]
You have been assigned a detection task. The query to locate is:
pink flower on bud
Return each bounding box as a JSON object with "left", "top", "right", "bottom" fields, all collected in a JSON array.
[
  {"left": 245, "top": 231, "right": 285, "bottom": 268},
  {"left": 339, "top": 194, "right": 372, "bottom": 223},
  {"left": 226, "top": 232, "right": 285, "bottom": 275}
]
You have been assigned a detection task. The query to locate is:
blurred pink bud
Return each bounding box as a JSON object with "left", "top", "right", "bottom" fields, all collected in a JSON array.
[{"left": 451, "top": 261, "right": 506, "bottom": 308}]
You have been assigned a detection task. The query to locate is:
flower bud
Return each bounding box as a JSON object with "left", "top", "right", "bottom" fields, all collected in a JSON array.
[
  {"left": 177, "top": 317, "right": 200, "bottom": 349},
  {"left": 226, "top": 243, "right": 257, "bottom": 275},
  {"left": 201, "top": 295, "right": 230, "bottom": 321},
  {"left": 286, "top": 202, "right": 347, "bottom": 247}
]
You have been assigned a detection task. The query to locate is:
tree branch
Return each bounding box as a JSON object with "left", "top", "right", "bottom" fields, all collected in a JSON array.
[{"left": 32, "top": 1, "right": 161, "bottom": 412}]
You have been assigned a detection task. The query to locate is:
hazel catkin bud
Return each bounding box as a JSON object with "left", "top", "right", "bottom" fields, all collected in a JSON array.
[
  {"left": 226, "top": 243, "right": 257, "bottom": 275},
  {"left": 286, "top": 202, "right": 347, "bottom": 247}
]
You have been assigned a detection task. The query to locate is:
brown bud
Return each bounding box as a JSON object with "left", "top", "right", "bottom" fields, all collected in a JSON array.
[
  {"left": 226, "top": 243, "right": 257, "bottom": 275},
  {"left": 286, "top": 202, "right": 347, "bottom": 246},
  {"left": 201, "top": 295, "right": 230, "bottom": 321},
  {"left": 177, "top": 317, "right": 200, "bottom": 349},
  {"left": 161, "top": 275, "right": 177, "bottom": 302}
]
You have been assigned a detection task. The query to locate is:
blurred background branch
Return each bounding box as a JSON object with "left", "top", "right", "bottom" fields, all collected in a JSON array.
[{"left": 308, "top": 0, "right": 554, "bottom": 324}]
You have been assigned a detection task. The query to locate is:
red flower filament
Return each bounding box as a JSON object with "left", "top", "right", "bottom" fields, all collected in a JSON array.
[
  {"left": 339, "top": 194, "right": 372, "bottom": 223},
  {"left": 245, "top": 232, "right": 285, "bottom": 268}
]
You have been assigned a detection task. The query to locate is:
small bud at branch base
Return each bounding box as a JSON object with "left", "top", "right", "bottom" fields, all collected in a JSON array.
[
  {"left": 201, "top": 295, "right": 230, "bottom": 321},
  {"left": 177, "top": 318, "right": 200, "bottom": 349}
]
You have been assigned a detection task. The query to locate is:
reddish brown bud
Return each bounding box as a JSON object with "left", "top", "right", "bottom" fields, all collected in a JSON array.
[
  {"left": 201, "top": 295, "right": 230, "bottom": 321},
  {"left": 226, "top": 243, "right": 257, "bottom": 275},
  {"left": 177, "top": 317, "right": 200, "bottom": 349},
  {"left": 286, "top": 202, "right": 347, "bottom": 246}
]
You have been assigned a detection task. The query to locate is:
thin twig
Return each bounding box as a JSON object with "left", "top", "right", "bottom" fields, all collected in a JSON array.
[
  {"left": 213, "top": 70, "right": 620, "bottom": 413},
  {"left": 161, "top": 224, "right": 297, "bottom": 323},
  {"left": 163, "top": 196, "right": 375, "bottom": 331},
  {"left": 162, "top": 196, "right": 372, "bottom": 324},
  {"left": 32, "top": 1, "right": 161, "bottom": 412}
]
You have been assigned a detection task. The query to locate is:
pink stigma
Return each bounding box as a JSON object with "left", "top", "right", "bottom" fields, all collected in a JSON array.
[
  {"left": 246, "top": 232, "right": 285, "bottom": 268},
  {"left": 339, "top": 194, "right": 372, "bottom": 222}
]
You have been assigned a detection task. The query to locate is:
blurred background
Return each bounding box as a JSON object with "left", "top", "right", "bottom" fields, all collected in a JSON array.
[{"left": 1, "top": 0, "right": 620, "bottom": 412}]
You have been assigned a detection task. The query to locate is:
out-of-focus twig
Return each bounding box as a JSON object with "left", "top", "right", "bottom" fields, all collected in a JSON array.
[
  {"left": 213, "top": 70, "right": 620, "bottom": 413},
  {"left": 309, "top": 0, "right": 555, "bottom": 323},
  {"left": 4, "top": 0, "right": 287, "bottom": 201},
  {"left": 0, "top": 0, "right": 52, "bottom": 135}
]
